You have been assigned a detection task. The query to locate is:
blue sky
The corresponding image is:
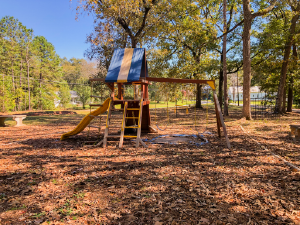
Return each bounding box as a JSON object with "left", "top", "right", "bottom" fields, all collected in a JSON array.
[{"left": 0, "top": 0, "right": 95, "bottom": 59}]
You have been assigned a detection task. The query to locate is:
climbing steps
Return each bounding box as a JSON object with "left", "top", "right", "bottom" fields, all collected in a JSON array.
[{"left": 101, "top": 97, "right": 147, "bottom": 148}]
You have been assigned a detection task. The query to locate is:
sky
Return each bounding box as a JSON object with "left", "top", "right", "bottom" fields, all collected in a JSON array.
[{"left": 0, "top": 0, "right": 96, "bottom": 59}]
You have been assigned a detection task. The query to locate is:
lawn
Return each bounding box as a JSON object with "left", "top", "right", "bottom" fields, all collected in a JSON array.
[{"left": 0, "top": 105, "right": 300, "bottom": 224}]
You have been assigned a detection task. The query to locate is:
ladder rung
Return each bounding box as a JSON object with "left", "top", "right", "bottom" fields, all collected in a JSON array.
[
  {"left": 125, "top": 126, "right": 139, "bottom": 128},
  {"left": 124, "top": 135, "right": 137, "bottom": 138},
  {"left": 107, "top": 126, "right": 120, "bottom": 128},
  {"left": 125, "top": 117, "right": 139, "bottom": 119},
  {"left": 89, "top": 104, "right": 103, "bottom": 107},
  {"left": 113, "top": 100, "right": 140, "bottom": 102},
  {"left": 106, "top": 135, "right": 120, "bottom": 138},
  {"left": 127, "top": 108, "right": 140, "bottom": 110}
]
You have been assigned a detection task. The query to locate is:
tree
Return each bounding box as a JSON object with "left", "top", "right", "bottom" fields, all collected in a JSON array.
[
  {"left": 242, "top": 0, "right": 277, "bottom": 119},
  {"left": 61, "top": 57, "right": 84, "bottom": 89},
  {"left": 85, "top": 24, "right": 128, "bottom": 74},
  {"left": 275, "top": 2, "right": 300, "bottom": 113},
  {"left": 214, "top": 3, "right": 244, "bottom": 112},
  {"left": 152, "top": 0, "right": 219, "bottom": 108},
  {"left": 24, "top": 28, "right": 34, "bottom": 110},
  {"left": 251, "top": 3, "right": 300, "bottom": 114},
  {"left": 222, "top": 0, "right": 229, "bottom": 116},
  {"left": 74, "top": 79, "right": 90, "bottom": 109},
  {"left": 32, "top": 36, "right": 61, "bottom": 110},
  {"left": 59, "top": 81, "right": 71, "bottom": 109},
  {"left": 0, "top": 16, "right": 22, "bottom": 111},
  {"left": 287, "top": 43, "right": 298, "bottom": 112},
  {"left": 78, "top": 0, "right": 171, "bottom": 48},
  {"left": 77, "top": 0, "right": 173, "bottom": 98}
]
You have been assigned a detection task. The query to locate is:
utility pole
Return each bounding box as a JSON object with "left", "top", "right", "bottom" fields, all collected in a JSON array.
[{"left": 237, "top": 71, "right": 239, "bottom": 106}]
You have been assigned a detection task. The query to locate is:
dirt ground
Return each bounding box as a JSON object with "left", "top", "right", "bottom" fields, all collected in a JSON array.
[{"left": 0, "top": 106, "right": 299, "bottom": 224}]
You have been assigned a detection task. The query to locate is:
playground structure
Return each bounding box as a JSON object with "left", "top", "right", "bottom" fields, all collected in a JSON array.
[{"left": 61, "top": 48, "right": 230, "bottom": 148}]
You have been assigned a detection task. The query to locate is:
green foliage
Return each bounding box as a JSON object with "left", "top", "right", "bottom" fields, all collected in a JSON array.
[
  {"left": 59, "top": 81, "right": 71, "bottom": 109},
  {"left": 0, "top": 16, "right": 101, "bottom": 112},
  {"left": 0, "top": 16, "right": 63, "bottom": 112},
  {"left": 252, "top": 5, "right": 300, "bottom": 100},
  {"left": 74, "top": 79, "right": 90, "bottom": 109},
  {"left": 0, "top": 75, "right": 15, "bottom": 111}
]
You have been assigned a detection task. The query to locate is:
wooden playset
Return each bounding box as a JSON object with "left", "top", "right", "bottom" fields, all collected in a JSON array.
[{"left": 62, "top": 48, "right": 230, "bottom": 148}]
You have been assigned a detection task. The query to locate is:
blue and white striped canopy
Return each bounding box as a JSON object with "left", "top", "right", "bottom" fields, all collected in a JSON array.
[{"left": 105, "top": 48, "right": 148, "bottom": 83}]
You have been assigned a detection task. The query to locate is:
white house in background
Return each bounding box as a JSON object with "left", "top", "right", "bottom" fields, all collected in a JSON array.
[
  {"left": 54, "top": 90, "right": 80, "bottom": 107},
  {"left": 70, "top": 91, "right": 80, "bottom": 104},
  {"left": 228, "top": 86, "right": 268, "bottom": 101}
]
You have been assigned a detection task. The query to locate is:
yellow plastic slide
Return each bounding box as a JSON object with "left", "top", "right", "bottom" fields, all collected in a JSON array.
[{"left": 61, "top": 98, "right": 110, "bottom": 140}]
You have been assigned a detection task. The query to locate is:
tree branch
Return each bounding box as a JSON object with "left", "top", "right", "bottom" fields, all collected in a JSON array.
[
  {"left": 227, "top": 5, "right": 234, "bottom": 28},
  {"left": 135, "top": 7, "right": 151, "bottom": 38},
  {"left": 252, "top": 0, "right": 277, "bottom": 18},
  {"left": 217, "top": 19, "right": 244, "bottom": 39},
  {"left": 116, "top": 18, "right": 134, "bottom": 40}
]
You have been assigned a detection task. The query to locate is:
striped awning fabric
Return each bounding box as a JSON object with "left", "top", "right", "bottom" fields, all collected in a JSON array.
[{"left": 105, "top": 48, "right": 148, "bottom": 83}]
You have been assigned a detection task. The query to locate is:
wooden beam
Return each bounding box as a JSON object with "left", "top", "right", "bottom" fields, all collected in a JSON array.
[
  {"left": 144, "top": 77, "right": 214, "bottom": 84},
  {"left": 90, "top": 77, "right": 214, "bottom": 85},
  {"left": 106, "top": 83, "right": 114, "bottom": 91},
  {"left": 213, "top": 90, "right": 231, "bottom": 149},
  {"left": 118, "top": 83, "right": 123, "bottom": 100}
]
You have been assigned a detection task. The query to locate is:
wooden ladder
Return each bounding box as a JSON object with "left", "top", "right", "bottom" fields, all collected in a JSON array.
[{"left": 102, "top": 98, "right": 147, "bottom": 148}]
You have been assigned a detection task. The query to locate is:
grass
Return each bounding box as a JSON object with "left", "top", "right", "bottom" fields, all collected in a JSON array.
[
  {"left": 1, "top": 99, "right": 295, "bottom": 128},
  {"left": 3, "top": 114, "right": 84, "bottom": 126}
]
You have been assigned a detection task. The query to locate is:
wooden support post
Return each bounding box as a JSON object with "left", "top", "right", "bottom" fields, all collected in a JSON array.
[
  {"left": 119, "top": 102, "right": 128, "bottom": 148},
  {"left": 136, "top": 90, "right": 147, "bottom": 148},
  {"left": 213, "top": 90, "right": 231, "bottom": 149},
  {"left": 118, "top": 83, "right": 123, "bottom": 100},
  {"left": 213, "top": 93, "right": 221, "bottom": 137},
  {"left": 106, "top": 83, "right": 114, "bottom": 91},
  {"left": 103, "top": 98, "right": 113, "bottom": 148},
  {"left": 110, "top": 85, "right": 115, "bottom": 99}
]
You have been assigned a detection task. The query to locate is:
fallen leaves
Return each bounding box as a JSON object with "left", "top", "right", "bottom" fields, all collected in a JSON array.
[{"left": 0, "top": 110, "right": 300, "bottom": 224}]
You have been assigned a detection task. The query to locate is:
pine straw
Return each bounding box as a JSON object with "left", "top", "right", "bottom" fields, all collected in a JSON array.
[{"left": 0, "top": 108, "right": 299, "bottom": 224}]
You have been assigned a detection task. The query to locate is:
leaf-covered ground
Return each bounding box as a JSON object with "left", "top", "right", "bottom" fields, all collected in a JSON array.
[{"left": 0, "top": 107, "right": 299, "bottom": 224}]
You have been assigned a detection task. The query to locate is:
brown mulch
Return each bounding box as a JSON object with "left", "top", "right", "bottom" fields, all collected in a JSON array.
[{"left": 0, "top": 108, "right": 299, "bottom": 224}]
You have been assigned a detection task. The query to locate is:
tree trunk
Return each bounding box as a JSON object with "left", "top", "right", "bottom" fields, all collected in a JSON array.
[
  {"left": 131, "top": 38, "right": 139, "bottom": 100},
  {"left": 218, "top": 52, "right": 223, "bottom": 111},
  {"left": 24, "top": 90, "right": 26, "bottom": 111},
  {"left": 275, "top": 13, "right": 299, "bottom": 113},
  {"left": 242, "top": 1, "right": 252, "bottom": 120},
  {"left": 282, "top": 86, "right": 286, "bottom": 113},
  {"left": 27, "top": 62, "right": 31, "bottom": 110},
  {"left": 39, "top": 71, "right": 42, "bottom": 110},
  {"left": 18, "top": 60, "right": 23, "bottom": 111},
  {"left": 11, "top": 61, "right": 16, "bottom": 111},
  {"left": 223, "top": 0, "right": 229, "bottom": 116},
  {"left": 2, "top": 74, "right": 4, "bottom": 112},
  {"left": 287, "top": 43, "right": 298, "bottom": 112},
  {"left": 287, "top": 77, "right": 293, "bottom": 112},
  {"left": 196, "top": 84, "right": 202, "bottom": 108}
]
